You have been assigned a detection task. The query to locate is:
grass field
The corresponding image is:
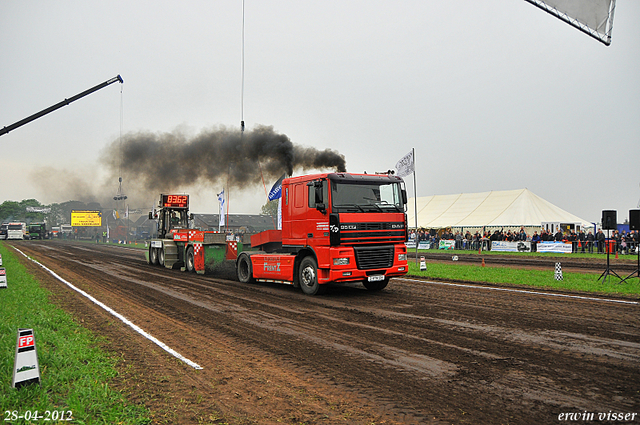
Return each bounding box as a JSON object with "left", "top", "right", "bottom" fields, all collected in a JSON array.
[
  {"left": 407, "top": 259, "right": 640, "bottom": 298},
  {"left": 0, "top": 242, "right": 151, "bottom": 424}
]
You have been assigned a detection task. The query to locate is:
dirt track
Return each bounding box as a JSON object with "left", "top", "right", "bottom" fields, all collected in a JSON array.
[{"left": 8, "top": 241, "right": 640, "bottom": 424}]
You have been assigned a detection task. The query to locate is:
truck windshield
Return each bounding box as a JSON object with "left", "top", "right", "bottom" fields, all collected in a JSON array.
[{"left": 331, "top": 181, "right": 404, "bottom": 213}]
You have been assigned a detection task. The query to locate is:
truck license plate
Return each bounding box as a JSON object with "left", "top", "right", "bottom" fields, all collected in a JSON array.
[{"left": 367, "top": 275, "right": 385, "bottom": 282}]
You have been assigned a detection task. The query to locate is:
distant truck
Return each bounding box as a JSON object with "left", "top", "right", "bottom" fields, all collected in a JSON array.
[
  {"left": 6, "top": 222, "right": 27, "bottom": 240},
  {"left": 146, "top": 172, "right": 409, "bottom": 295},
  {"left": 0, "top": 224, "right": 7, "bottom": 240},
  {"left": 59, "top": 224, "right": 73, "bottom": 239},
  {"left": 27, "top": 222, "right": 48, "bottom": 240}
]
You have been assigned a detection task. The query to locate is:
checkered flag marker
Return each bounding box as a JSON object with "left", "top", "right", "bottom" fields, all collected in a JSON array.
[{"left": 554, "top": 262, "right": 563, "bottom": 281}]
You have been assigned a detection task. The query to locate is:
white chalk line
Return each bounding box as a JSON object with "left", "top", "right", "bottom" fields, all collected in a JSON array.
[
  {"left": 399, "top": 277, "right": 639, "bottom": 305},
  {"left": 13, "top": 247, "right": 203, "bottom": 370}
]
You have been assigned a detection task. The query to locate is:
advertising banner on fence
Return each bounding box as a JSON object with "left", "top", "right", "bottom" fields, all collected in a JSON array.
[
  {"left": 491, "top": 241, "right": 532, "bottom": 252},
  {"left": 418, "top": 241, "right": 430, "bottom": 250},
  {"left": 439, "top": 240, "right": 455, "bottom": 250},
  {"left": 405, "top": 240, "right": 417, "bottom": 249},
  {"left": 71, "top": 210, "right": 102, "bottom": 227},
  {"left": 537, "top": 242, "right": 573, "bottom": 254}
]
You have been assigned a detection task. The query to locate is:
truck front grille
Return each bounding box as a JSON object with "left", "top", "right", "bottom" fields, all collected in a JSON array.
[{"left": 354, "top": 245, "right": 394, "bottom": 270}]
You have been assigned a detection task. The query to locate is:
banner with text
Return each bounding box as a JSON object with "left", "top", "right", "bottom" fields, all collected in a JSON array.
[
  {"left": 71, "top": 211, "right": 102, "bottom": 227},
  {"left": 491, "top": 241, "right": 532, "bottom": 252},
  {"left": 537, "top": 242, "right": 573, "bottom": 254}
]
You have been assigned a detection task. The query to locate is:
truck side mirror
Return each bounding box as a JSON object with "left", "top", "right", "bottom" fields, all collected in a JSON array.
[
  {"left": 148, "top": 212, "right": 153, "bottom": 220},
  {"left": 401, "top": 189, "right": 408, "bottom": 204}
]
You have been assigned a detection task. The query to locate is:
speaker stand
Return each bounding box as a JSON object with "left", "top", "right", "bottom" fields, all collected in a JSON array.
[
  {"left": 619, "top": 242, "right": 640, "bottom": 284},
  {"left": 598, "top": 233, "right": 622, "bottom": 284}
]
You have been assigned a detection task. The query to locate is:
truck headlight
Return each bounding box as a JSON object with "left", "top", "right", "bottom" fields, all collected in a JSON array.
[
  {"left": 333, "top": 257, "right": 350, "bottom": 265},
  {"left": 398, "top": 253, "right": 407, "bottom": 262}
]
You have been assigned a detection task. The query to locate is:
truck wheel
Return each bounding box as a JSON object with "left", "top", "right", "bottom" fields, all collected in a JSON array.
[
  {"left": 299, "top": 256, "right": 326, "bottom": 295},
  {"left": 149, "top": 246, "right": 159, "bottom": 265},
  {"left": 186, "top": 246, "right": 195, "bottom": 272},
  {"left": 363, "top": 277, "right": 390, "bottom": 291},
  {"left": 236, "top": 253, "right": 255, "bottom": 283}
]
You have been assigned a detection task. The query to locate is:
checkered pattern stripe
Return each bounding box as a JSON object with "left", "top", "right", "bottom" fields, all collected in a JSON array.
[{"left": 554, "top": 262, "right": 563, "bottom": 281}]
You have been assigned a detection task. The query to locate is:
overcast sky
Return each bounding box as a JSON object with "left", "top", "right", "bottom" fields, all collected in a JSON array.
[{"left": 1, "top": 1, "right": 638, "bottom": 224}]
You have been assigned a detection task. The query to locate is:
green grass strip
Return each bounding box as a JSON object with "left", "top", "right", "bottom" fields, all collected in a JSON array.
[
  {"left": 407, "top": 260, "right": 640, "bottom": 298},
  {"left": 0, "top": 242, "right": 150, "bottom": 424}
]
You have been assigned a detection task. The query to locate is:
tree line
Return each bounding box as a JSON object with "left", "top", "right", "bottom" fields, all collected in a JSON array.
[{"left": 0, "top": 199, "right": 103, "bottom": 226}]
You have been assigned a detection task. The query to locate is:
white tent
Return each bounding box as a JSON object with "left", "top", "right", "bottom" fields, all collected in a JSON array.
[{"left": 408, "top": 188, "right": 592, "bottom": 234}]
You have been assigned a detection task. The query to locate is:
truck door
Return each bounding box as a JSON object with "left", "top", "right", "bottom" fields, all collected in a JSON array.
[{"left": 285, "top": 180, "right": 329, "bottom": 246}]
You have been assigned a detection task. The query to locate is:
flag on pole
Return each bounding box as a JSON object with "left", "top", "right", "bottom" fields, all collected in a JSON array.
[
  {"left": 395, "top": 150, "right": 415, "bottom": 178},
  {"left": 113, "top": 210, "right": 120, "bottom": 220},
  {"left": 124, "top": 205, "right": 129, "bottom": 219},
  {"left": 217, "top": 190, "right": 225, "bottom": 227},
  {"left": 268, "top": 174, "right": 286, "bottom": 201}
]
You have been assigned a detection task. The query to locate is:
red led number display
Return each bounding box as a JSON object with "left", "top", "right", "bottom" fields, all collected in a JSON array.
[{"left": 162, "top": 194, "right": 189, "bottom": 208}]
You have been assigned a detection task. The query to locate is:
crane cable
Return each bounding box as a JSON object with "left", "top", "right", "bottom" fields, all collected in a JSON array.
[{"left": 240, "top": 0, "right": 276, "bottom": 229}]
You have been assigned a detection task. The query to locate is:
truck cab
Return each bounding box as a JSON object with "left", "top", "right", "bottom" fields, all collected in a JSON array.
[{"left": 240, "top": 172, "right": 409, "bottom": 294}]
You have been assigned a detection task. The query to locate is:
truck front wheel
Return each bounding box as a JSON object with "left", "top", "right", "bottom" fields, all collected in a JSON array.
[
  {"left": 299, "top": 256, "right": 326, "bottom": 295},
  {"left": 236, "top": 253, "right": 255, "bottom": 283}
]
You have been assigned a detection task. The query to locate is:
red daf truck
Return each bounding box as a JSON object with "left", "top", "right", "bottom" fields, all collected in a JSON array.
[{"left": 236, "top": 172, "right": 409, "bottom": 294}]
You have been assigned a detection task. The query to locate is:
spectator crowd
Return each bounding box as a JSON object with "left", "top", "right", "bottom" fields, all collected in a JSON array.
[{"left": 410, "top": 227, "right": 639, "bottom": 254}]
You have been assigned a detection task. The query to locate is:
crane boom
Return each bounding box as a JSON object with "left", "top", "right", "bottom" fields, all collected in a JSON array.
[{"left": 1, "top": 74, "right": 123, "bottom": 136}]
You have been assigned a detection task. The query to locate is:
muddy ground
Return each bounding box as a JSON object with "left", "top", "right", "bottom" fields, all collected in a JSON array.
[{"left": 8, "top": 241, "right": 640, "bottom": 424}]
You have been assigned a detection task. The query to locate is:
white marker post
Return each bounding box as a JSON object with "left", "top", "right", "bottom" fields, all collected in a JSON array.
[
  {"left": 0, "top": 253, "right": 3, "bottom": 266},
  {"left": 420, "top": 256, "right": 427, "bottom": 271},
  {"left": 0, "top": 267, "right": 7, "bottom": 289},
  {"left": 12, "top": 329, "right": 41, "bottom": 388}
]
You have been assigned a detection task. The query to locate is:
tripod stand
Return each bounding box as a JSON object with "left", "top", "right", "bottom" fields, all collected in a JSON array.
[
  {"left": 620, "top": 241, "right": 640, "bottom": 284},
  {"left": 598, "top": 230, "right": 621, "bottom": 284}
]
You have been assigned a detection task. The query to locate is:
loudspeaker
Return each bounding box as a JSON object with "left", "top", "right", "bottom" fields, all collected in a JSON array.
[
  {"left": 602, "top": 210, "right": 617, "bottom": 230},
  {"left": 630, "top": 210, "right": 640, "bottom": 231}
]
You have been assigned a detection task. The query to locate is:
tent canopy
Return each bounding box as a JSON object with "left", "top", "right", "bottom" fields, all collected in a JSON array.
[{"left": 408, "top": 189, "right": 590, "bottom": 231}]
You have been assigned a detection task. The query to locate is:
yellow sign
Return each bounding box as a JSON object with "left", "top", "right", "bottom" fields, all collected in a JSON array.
[{"left": 71, "top": 211, "right": 102, "bottom": 227}]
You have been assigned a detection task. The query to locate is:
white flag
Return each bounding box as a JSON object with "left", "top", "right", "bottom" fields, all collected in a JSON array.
[
  {"left": 395, "top": 150, "right": 414, "bottom": 178},
  {"left": 217, "top": 190, "right": 225, "bottom": 227}
]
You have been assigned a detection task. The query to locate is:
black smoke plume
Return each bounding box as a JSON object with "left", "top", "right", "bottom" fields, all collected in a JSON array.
[{"left": 102, "top": 125, "right": 346, "bottom": 193}]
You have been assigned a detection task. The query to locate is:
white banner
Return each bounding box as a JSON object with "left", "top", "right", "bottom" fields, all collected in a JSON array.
[
  {"left": 26, "top": 207, "right": 51, "bottom": 213},
  {"left": 537, "top": 242, "right": 573, "bottom": 254},
  {"left": 418, "top": 241, "right": 430, "bottom": 250},
  {"left": 491, "top": 241, "right": 532, "bottom": 252}
]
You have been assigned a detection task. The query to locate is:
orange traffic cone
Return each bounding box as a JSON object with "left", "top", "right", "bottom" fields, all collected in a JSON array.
[
  {"left": 615, "top": 250, "right": 619, "bottom": 259},
  {"left": 482, "top": 258, "right": 485, "bottom": 267}
]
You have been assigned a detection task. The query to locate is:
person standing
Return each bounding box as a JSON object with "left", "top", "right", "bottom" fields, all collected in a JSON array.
[
  {"left": 597, "top": 229, "right": 606, "bottom": 254},
  {"left": 578, "top": 229, "right": 586, "bottom": 253},
  {"left": 586, "top": 230, "right": 595, "bottom": 254}
]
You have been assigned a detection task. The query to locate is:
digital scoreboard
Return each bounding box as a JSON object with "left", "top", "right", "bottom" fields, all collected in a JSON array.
[{"left": 162, "top": 194, "right": 189, "bottom": 209}]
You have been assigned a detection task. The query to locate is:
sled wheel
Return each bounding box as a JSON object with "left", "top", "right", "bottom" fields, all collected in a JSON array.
[
  {"left": 186, "top": 246, "right": 195, "bottom": 272},
  {"left": 150, "top": 246, "right": 159, "bottom": 265}
]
